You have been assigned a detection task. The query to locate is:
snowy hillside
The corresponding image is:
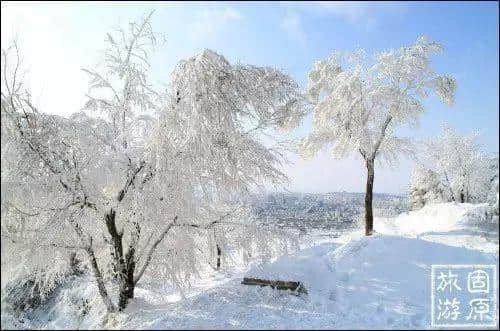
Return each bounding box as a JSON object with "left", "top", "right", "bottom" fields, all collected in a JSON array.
[
  {"left": 3, "top": 202, "right": 498, "bottom": 329},
  {"left": 376, "top": 202, "right": 499, "bottom": 253}
]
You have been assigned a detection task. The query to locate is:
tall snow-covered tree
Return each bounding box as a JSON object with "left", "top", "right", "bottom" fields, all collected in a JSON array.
[
  {"left": 298, "top": 36, "right": 457, "bottom": 235},
  {"left": 1, "top": 12, "right": 304, "bottom": 313}
]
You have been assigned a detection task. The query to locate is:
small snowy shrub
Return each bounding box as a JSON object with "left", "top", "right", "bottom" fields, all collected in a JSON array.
[
  {"left": 3, "top": 275, "right": 44, "bottom": 313},
  {"left": 463, "top": 204, "right": 498, "bottom": 229},
  {"left": 2, "top": 268, "right": 70, "bottom": 314},
  {"left": 1, "top": 250, "right": 85, "bottom": 317}
]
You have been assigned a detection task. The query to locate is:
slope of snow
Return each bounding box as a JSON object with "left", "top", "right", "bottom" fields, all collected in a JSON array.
[
  {"left": 116, "top": 234, "right": 497, "bottom": 330},
  {"left": 2, "top": 203, "right": 498, "bottom": 329},
  {"left": 377, "top": 202, "right": 483, "bottom": 235},
  {"left": 376, "top": 202, "right": 499, "bottom": 254}
]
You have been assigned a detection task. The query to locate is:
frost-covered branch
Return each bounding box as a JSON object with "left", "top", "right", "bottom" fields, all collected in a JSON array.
[{"left": 133, "top": 216, "right": 177, "bottom": 284}]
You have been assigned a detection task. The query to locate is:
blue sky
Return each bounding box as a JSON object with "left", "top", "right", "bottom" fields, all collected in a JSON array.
[{"left": 1, "top": 1, "right": 498, "bottom": 194}]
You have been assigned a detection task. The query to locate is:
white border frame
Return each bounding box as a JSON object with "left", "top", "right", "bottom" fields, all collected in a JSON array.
[{"left": 431, "top": 264, "right": 498, "bottom": 328}]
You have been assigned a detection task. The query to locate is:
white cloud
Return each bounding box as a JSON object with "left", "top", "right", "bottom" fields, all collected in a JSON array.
[
  {"left": 280, "top": 1, "right": 407, "bottom": 31},
  {"left": 189, "top": 7, "right": 243, "bottom": 41},
  {"left": 280, "top": 10, "right": 307, "bottom": 46},
  {"left": 313, "top": 2, "right": 366, "bottom": 18},
  {"left": 311, "top": 1, "right": 377, "bottom": 29}
]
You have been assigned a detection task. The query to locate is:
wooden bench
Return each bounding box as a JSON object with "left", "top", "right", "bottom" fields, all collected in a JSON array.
[{"left": 241, "top": 277, "right": 308, "bottom": 295}]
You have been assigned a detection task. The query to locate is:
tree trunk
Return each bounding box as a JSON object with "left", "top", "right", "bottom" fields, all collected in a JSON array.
[
  {"left": 69, "top": 251, "right": 82, "bottom": 275},
  {"left": 118, "top": 240, "right": 137, "bottom": 310},
  {"left": 86, "top": 246, "right": 116, "bottom": 312},
  {"left": 216, "top": 244, "right": 221, "bottom": 270},
  {"left": 72, "top": 221, "right": 116, "bottom": 313},
  {"left": 443, "top": 170, "right": 455, "bottom": 202},
  {"left": 365, "top": 159, "right": 375, "bottom": 236},
  {"left": 105, "top": 209, "right": 138, "bottom": 311},
  {"left": 118, "top": 274, "right": 135, "bottom": 310}
]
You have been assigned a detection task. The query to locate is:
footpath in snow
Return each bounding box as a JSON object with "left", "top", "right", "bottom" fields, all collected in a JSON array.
[{"left": 2, "top": 202, "right": 499, "bottom": 329}]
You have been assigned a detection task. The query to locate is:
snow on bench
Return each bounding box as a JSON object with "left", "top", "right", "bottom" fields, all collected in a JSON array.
[{"left": 241, "top": 277, "right": 308, "bottom": 295}]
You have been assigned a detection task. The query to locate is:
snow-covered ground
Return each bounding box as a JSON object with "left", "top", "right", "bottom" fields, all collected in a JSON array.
[
  {"left": 376, "top": 202, "right": 499, "bottom": 254},
  {"left": 2, "top": 202, "right": 498, "bottom": 329}
]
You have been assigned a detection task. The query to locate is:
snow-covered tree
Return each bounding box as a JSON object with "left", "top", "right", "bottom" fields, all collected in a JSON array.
[
  {"left": 421, "top": 126, "right": 498, "bottom": 204},
  {"left": 489, "top": 176, "right": 499, "bottom": 217},
  {"left": 1, "top": 12, "right": 303, "bottom": 313},
  {"left": 408, "top": 167, "right": 447, "bottom": 210},
  {"left": 486, "top": 157, "right": 499, "bottom": 216},
  {"left": 298, "top": 36, "right": 456, "bottom": 235}
]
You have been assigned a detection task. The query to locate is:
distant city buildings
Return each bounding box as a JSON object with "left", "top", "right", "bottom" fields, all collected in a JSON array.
[{"left": 251, "top": 192, "right": 408, "bottom": 234}]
